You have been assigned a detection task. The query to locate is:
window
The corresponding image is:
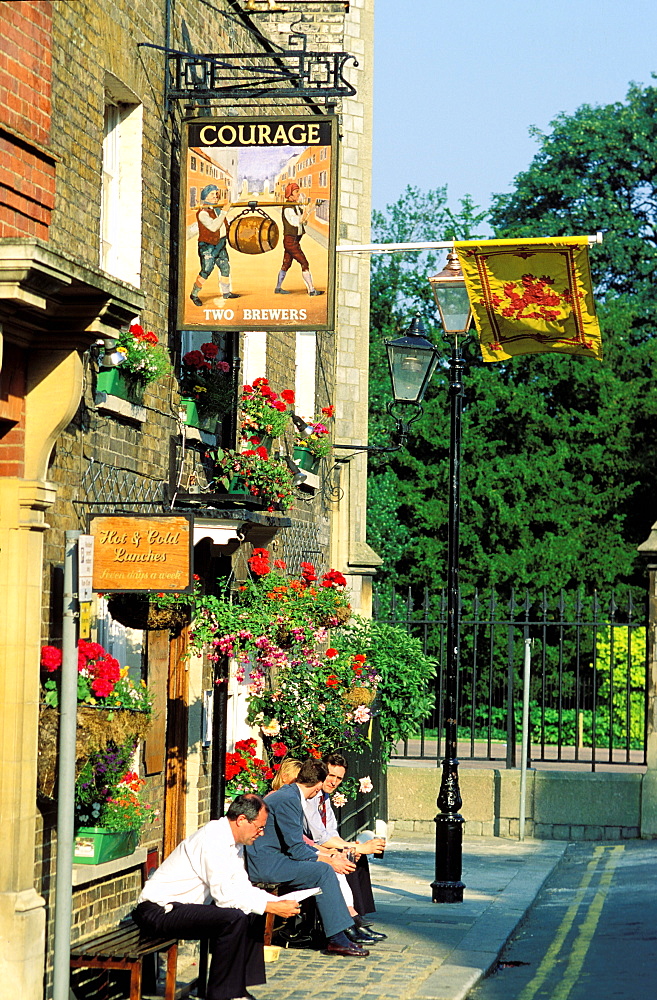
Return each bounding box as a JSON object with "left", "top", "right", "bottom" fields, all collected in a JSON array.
[
  {"left": 319, "top": 170, "right": 327, "bottom": 188},
  {"left": 190, "top": 187, "right": 197, "bottom": 207},
  {"left": 100, "top": 77, "right": 143, "bottom": 286},
  {"left": 190, "top": 154, "right": 197, "bottom": 171}
]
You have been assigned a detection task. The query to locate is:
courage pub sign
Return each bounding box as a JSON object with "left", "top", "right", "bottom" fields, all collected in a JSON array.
[{"left": 179, "top": 116, "right": 338, "bottom": 332}]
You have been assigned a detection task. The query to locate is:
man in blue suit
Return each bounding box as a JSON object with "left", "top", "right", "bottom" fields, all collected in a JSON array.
[{"left": 245, "top": 758, "right": 369, "bottom": 957}]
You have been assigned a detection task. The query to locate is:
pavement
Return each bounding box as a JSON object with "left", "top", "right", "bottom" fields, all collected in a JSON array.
[{"left": 174, "top": 831, "right": 567, "bottom": 1000}]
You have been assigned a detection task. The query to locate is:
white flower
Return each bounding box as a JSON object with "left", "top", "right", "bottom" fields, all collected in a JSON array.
[
  {"left": 358, "top": 775, "right": 373, "bottom": 794},
  {"left": 332, "top": 792, "right": 347, "bottom": 808},
  {"left": 353, "top": 705, "right": 371, "bottom": 725},
  {"left": 261, "top": 719, "right": 280, "bottom": 736}
]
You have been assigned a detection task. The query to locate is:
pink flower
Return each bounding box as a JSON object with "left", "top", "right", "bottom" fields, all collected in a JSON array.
[
  {"left": 358, "top": 776, "right": 373, "bottom": 794},
  {"left": 353, "top": 705, "right": 371, "bottom": 725}
]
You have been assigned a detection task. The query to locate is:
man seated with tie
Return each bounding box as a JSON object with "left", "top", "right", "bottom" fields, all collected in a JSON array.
[
  {"left": 245, "top": 758, "right": 370, "bottom": 957},
  {"left": 302, "top": 752, "right": 388, "bottom": 945}
]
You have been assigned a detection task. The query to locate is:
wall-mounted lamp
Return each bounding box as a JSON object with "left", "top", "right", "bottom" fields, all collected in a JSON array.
[
  {"left": 291, "top": 413, "right": 313, "bottom": 436},
  {"left": 334, "top": 314, "right": 440, "bottom": 456},
  {"left": 385, "top": 314, "right": 440, "bottom": 404},
  {"left": 95, "top": 336, "right": 126, "bottom": 369},
  {"left": 284, "top": 455, "right": 308, "bottom": 487}
]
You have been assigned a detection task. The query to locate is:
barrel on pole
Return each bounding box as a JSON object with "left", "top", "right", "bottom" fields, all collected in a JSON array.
[{"left": 228, "top": 211, "right": 279, "bottom": 254}]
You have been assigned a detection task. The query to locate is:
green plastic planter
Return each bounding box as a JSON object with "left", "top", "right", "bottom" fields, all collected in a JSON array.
[
  {"left": 96, "top": 369, "right": 144, "bottom": 405},
  {"left": 293, "top": 445, "right": 321, "bottom": 474},
  {"left": 73, "top": 827, "right": 138, "bottom": 865}
]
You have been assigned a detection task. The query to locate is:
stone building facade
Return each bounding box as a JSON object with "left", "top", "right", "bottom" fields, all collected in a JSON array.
[{"left": 0, "top": 2, "right": 377, "bottom": 996}]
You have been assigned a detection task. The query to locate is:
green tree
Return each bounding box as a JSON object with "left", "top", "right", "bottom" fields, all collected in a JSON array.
[
  {"left": 489, "top": 80, "right": 657, "bottom": 302},
  {"left": 368, "top": 91, "right": 657, "bottom": 605}
]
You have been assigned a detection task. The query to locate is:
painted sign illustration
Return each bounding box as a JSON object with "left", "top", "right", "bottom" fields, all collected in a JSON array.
[{"left": 180, "top": 116, "right": 337, "bottom": 332}]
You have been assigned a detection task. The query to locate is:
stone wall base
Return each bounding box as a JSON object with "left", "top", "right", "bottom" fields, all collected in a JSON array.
[{"left": 388, "top": 765, "right": 654, "bottom": 840}]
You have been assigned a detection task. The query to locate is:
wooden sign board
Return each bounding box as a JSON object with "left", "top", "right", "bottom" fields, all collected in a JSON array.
[{"left": 88, "top": 514, "right": 193, "bottom": 593}]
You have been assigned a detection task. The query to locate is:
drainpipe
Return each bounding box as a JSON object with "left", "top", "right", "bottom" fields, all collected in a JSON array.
[{"left": 52, "top": 531, "right": 80, "bottom": 1000}]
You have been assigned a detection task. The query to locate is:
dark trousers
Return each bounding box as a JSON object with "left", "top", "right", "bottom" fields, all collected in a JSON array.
[
  {"left": 132, "top": 900, "right": 265, "bottom": 1000},
  {"left": 346, "top": 854, "right": 375, "bottom": 917}
]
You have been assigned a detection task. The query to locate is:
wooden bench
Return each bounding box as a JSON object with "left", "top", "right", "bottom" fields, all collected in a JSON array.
[{"left": 70, "top": 921, "right": 179, "bottom": 1000}]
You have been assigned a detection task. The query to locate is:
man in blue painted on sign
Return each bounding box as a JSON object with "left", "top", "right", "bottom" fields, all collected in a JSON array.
[{"left": 190, "top": 184, "right": 238, "bottom": 308}]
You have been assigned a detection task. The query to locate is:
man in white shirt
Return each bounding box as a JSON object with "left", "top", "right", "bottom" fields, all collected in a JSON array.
[
  {"left": 132, "top": 794, "right": 299, "bottom": 1000},
  {"left": 273, "top": 182, "right": 324, "bottom": 297},
  {"left": 302, "top": 753, "right": 387, "bottom": 946}
]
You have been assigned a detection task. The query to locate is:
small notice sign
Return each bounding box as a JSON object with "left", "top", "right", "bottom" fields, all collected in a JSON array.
[{"left": 88, "top": 514, "right": 193, "bottom": 593}]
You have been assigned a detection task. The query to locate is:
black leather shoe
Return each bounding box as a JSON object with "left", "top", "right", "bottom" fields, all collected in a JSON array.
[
  {"left": 324, "top": 941, "right": 369, "bottom": 957},
  {"left": 345, "top": 926, "right": 379, "bottom": 944},
  {"left": 361, "top": 926, "right": 387, "bottom": 940}
]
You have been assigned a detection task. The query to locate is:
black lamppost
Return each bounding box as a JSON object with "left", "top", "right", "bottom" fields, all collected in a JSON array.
[{"left": 428, "top": 251, "right": 473, "bottom": 903}]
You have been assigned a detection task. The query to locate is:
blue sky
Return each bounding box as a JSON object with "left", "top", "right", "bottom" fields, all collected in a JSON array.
[{"left": 373, "top": 0, "right": 657, "bottom": 218}]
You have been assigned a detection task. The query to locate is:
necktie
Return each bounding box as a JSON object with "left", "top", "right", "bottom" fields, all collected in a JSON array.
[{"left": 318, "top": 793, "right": 327, "bottom": 826}]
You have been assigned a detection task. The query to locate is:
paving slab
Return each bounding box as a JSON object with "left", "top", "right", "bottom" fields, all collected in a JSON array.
[{"left": 240, "top": 832, "right": 567, "bottom": 1000}]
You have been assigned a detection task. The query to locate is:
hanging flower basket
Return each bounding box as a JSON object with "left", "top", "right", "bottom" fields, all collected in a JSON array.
[
  {"left": 37, "top": 705, "right": 151, "bottom": 800},
  {"left": 342, "top": 686, "right": 377, "bottom": 707},
  {"left": 107, "top": 594, "right": 192, "bottom": 631},
  {"left": 315, "top": 604, "right": 352, "bottom": 628}
]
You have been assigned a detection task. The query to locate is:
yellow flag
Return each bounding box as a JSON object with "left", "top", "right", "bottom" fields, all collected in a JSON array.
[{"left": 453, "top": 238, "right": 602, "bottom": 363}]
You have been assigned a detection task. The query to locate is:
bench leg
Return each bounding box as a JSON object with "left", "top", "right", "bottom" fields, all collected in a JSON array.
[
  {"left": 129, "top": 960, "right": 142, "bottom": 1000},
  {"left": 264, "top": 912, "right": 275, "bottom": 947},
  {"left": 164, "top": 941, "right": 178, "bottom": 1000}
]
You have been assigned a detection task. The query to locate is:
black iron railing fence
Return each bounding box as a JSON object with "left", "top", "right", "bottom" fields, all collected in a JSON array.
[
  {"left": 335, "top": 709, "right": 388, "bottom": 839},
  {"left": 374, "top": 588, "right": 649, "bottom": 771}
]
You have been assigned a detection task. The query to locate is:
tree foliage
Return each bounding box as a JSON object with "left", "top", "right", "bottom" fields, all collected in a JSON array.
[
  {"left": 489, "top": 80, "right": 657, "bottom": 302},
  {"left": 368, "top": 89, "right": 657, "bottom": 606}
]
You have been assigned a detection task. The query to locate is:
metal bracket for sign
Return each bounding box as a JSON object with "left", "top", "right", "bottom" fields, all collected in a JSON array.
[{"left": 140, "top": 35, "right": 358, "bottom": 103}]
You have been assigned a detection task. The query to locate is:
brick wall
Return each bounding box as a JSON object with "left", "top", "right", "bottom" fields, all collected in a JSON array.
[
  {"left": 0, "top": 0, "right": 56, "bottom": 238},
  {"left": 0, "top": 342, "right": 26, "bottom": 476}
]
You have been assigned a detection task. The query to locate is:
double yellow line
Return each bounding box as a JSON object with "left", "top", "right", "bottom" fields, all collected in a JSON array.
[{"left": 518, "top": 844, "right": 624, "bottom": 1000}]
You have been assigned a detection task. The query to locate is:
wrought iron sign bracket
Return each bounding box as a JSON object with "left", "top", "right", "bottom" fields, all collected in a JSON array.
[{"left": 139, "top": 34, "right": 358, "bottom": 104}]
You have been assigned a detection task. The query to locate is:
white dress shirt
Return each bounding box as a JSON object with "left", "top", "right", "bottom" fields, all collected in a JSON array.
[
  {"left": 302, "top": 791, "right": 339, "bottom": 845},
  {"left": 139, "top": 817, "right": 269, "bottom": 914}
]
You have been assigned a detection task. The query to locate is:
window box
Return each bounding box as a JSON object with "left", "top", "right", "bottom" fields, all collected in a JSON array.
[
  {"left": 73, "top": 827, "right": 138, "bottom": 865},
  {"left": 96, "top": 368, "right": 144, "bottom": 405}
]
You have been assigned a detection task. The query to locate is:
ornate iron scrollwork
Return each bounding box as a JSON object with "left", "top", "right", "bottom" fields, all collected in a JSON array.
[{"left": 166, "top": 33, "right": 358, "bottom": 101}]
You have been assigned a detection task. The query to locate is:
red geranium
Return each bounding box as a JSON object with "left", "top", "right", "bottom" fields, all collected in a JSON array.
[
  {"left": 249, "top": 548, "right": 271, "bottom": 576},
  {"left": 271, "top": 741, "right": 288, "bottom": 757},
  {"left": 40, "top": 645, "right": 62, "bottom": 672},
  {"left": 326, "top": 648, "right": 338, "bottom": 659},
  {"left": 183, "top": 350, "right": 204, "bottom": 368},
  {"left": 300, "top": 562, "right": 317, "bottom": 584},
  {"left": 326, "top": 674, "right": 339, "bottom": 688}
]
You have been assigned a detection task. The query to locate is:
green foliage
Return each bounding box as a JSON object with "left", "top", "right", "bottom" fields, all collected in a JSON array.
[
  {"left": 368, "top": 134, "right": 657, "bottom": 601},
  {"left": 489, "top": 80, "right": 657, "bottom": 301},
  {"left": 327, "top": 617, "right": 437, "bottom": 760},
  {"left": 595, "top": 625, "right": 647, "bottom": 744}
]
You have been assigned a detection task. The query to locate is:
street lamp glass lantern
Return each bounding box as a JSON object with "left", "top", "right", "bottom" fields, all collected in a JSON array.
[
  {"left": 428, "top": 252, "right": 473, "bottom": 334},
  {"left": 385, "top": 315, "right": 439, "bottom": 404}
]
